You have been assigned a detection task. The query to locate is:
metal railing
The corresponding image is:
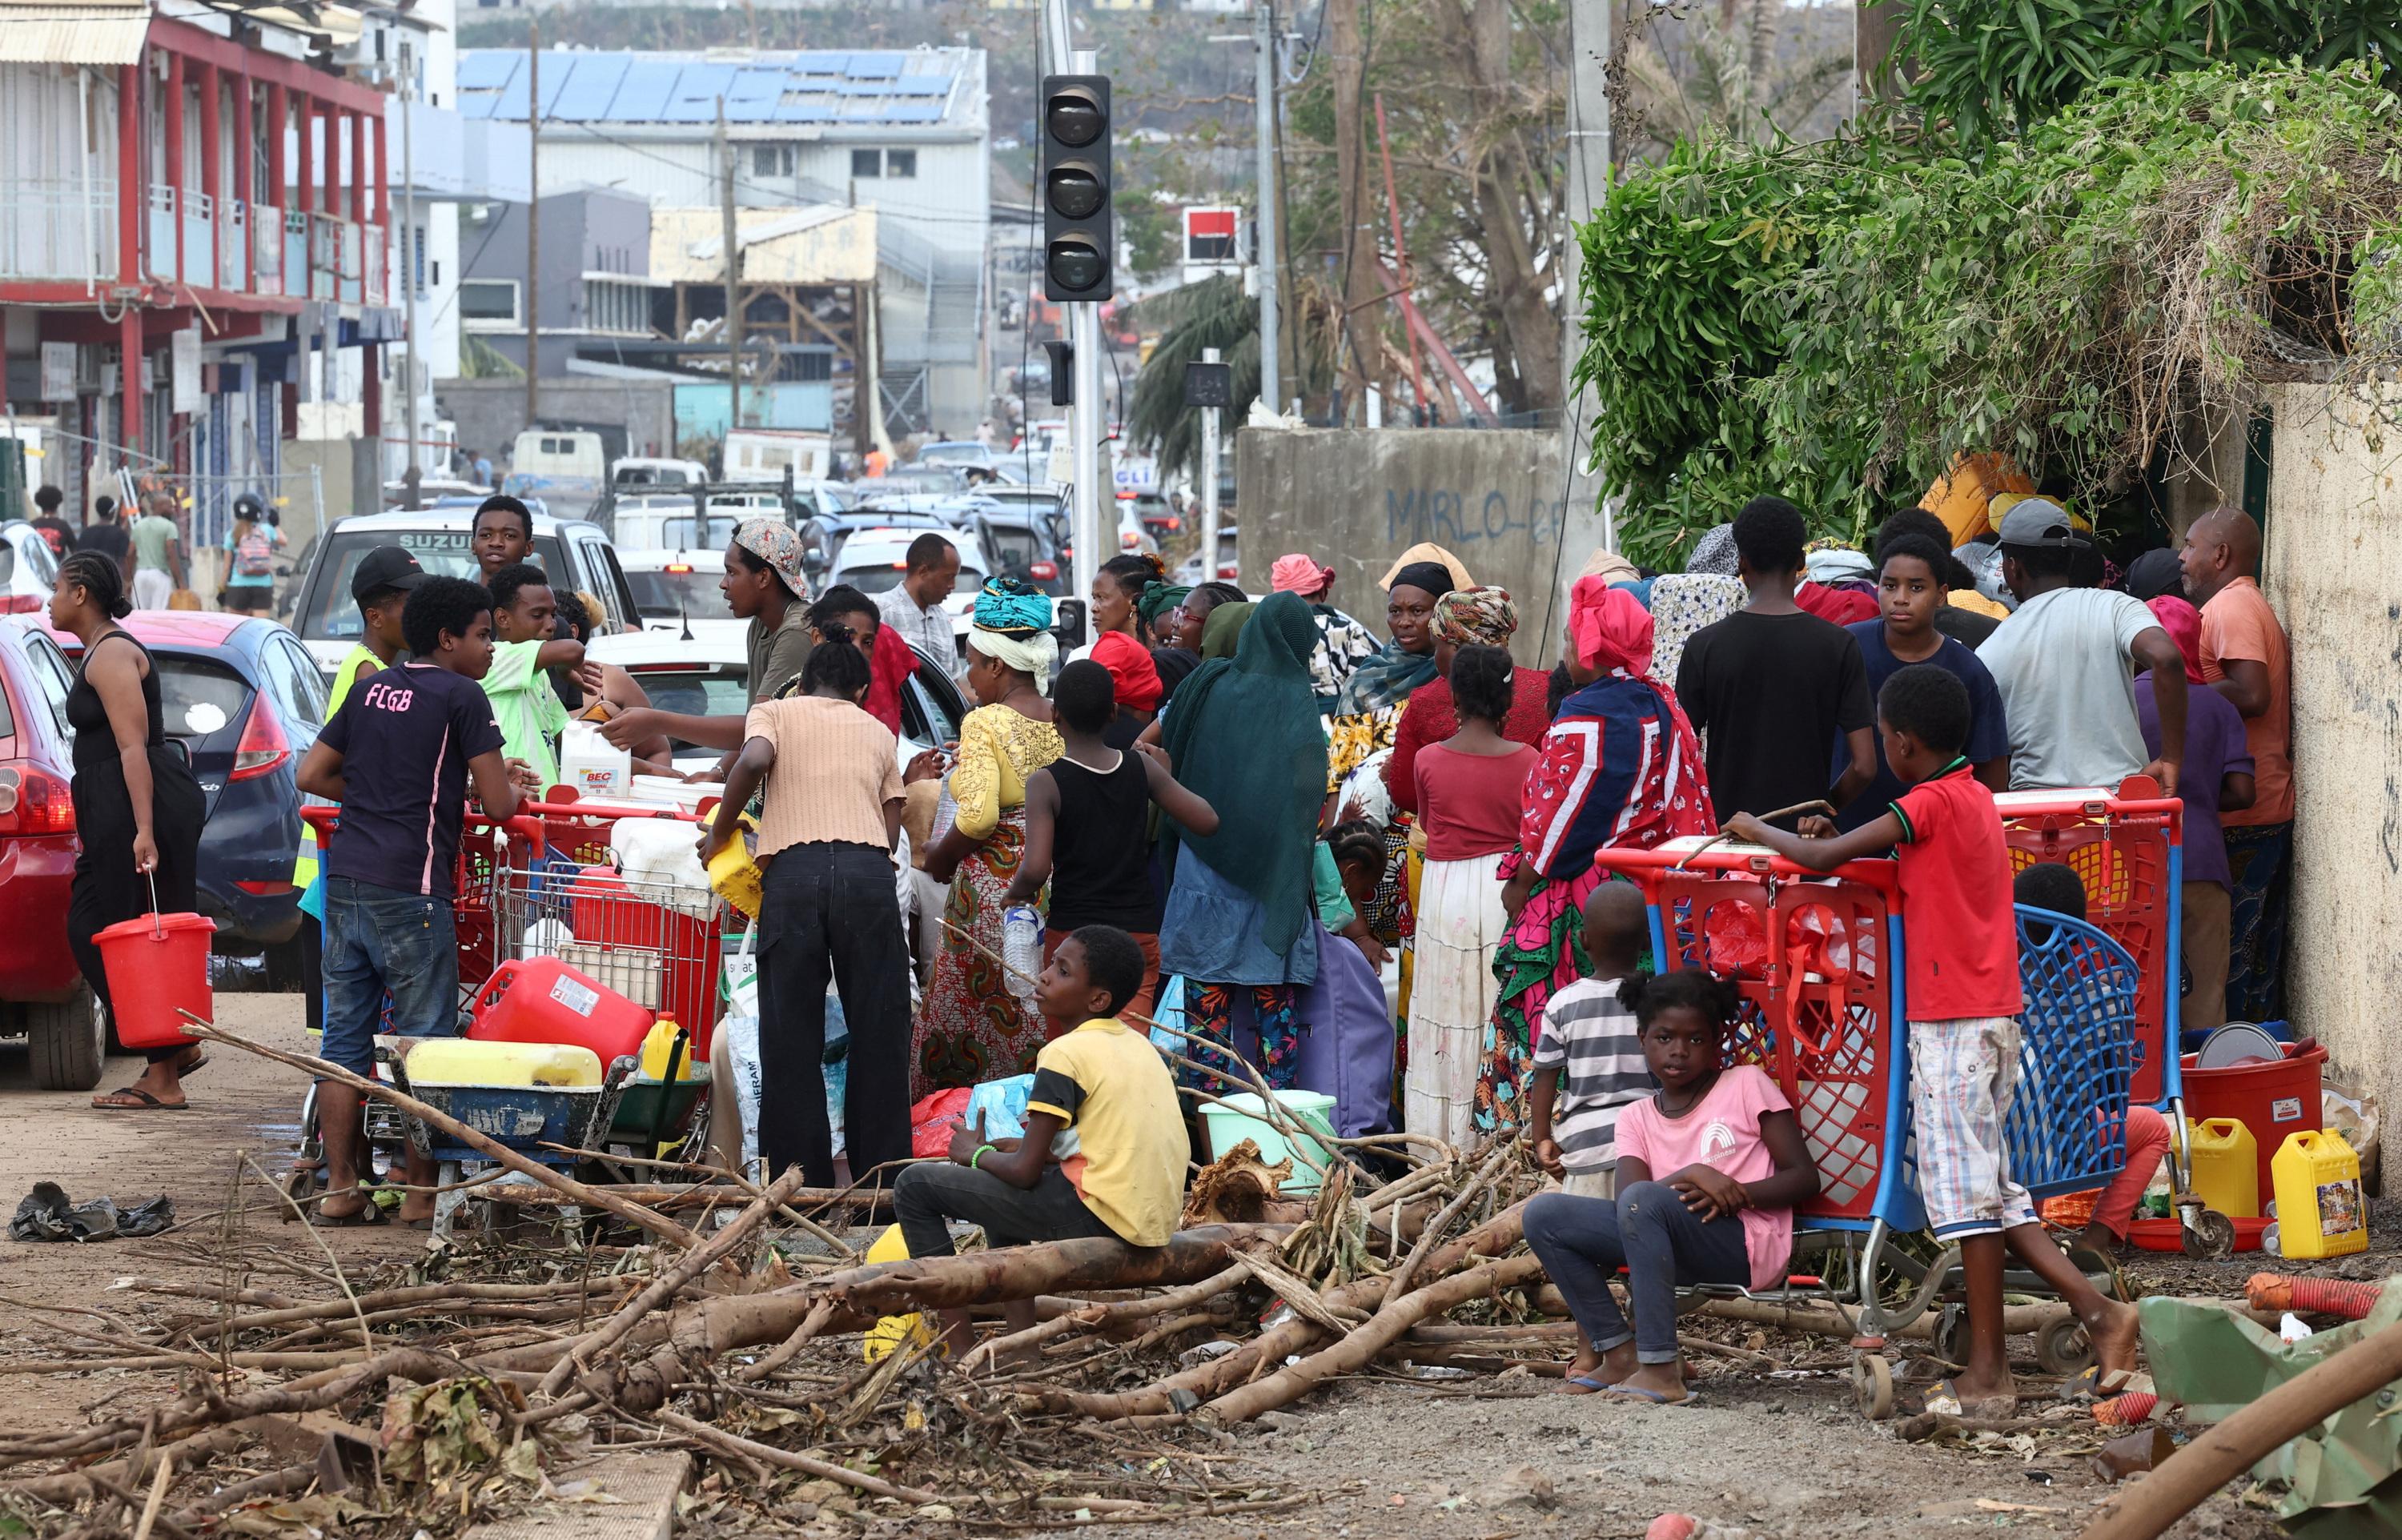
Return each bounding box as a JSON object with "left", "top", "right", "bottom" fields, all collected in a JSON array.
[{"left": 0, "top": 178, "right": 118, "bottom": 283}]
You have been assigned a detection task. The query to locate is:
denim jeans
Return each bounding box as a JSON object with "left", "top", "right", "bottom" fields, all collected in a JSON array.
[
  {"left": 1524, "top": 1183, "right": 1751, "bottom": 1364},
  {"left": 891, "top": 1160, "right": 1118, "bottom": 1259},
  {"left": 320, "top": 876, "right": 457, "bottom": 1077}
]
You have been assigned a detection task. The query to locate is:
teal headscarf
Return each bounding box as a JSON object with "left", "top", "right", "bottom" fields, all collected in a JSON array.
[{"left": 1159, "top": 591, "right": 1328, "bottom": 953}]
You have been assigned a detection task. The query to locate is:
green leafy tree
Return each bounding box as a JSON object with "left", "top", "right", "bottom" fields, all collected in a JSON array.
[{"left": 1897, "top": 0, "right": 2402, "bottom": 146}]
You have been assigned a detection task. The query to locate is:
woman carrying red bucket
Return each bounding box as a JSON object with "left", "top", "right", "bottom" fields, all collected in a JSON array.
[{"left": 54, "top": 552, "right": 210, "bottom": 1111}]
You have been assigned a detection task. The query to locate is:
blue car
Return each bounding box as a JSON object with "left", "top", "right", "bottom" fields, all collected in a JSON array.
[{"left": 52, "top": 612, "right": 331, "bottom": 981}]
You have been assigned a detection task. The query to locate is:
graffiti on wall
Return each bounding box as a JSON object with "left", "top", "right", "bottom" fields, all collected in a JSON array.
[{"left": 1384, "top": 483, "right": 1572, "bottom": 550}]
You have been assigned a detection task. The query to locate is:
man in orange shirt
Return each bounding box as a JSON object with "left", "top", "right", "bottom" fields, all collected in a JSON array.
[{"left": 2181, "top": 507, "right": 2292, "bottom": 1021}]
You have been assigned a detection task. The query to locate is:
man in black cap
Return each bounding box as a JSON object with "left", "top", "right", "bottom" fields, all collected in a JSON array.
[{"left": 1975, "top": 498, "right": 2187, "bottom": 794}]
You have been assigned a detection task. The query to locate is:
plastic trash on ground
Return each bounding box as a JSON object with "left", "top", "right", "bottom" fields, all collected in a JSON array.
[{"left": 10, "top": 1183, "right": 175, "bottom": 1242}]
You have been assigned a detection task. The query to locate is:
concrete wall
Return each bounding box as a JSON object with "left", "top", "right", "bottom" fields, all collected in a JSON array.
[
  {"left": 280, "top": 437, "right": 359, "bottom": 552},
  {"left": 2261, "top": 382, "right": 2402, "bottom": 1121},
  {"left": 434, "top": 377, "right": 678, "bottom": 467},
  {"left": 1233, "top": 427, "right": 1610, "bottom": 664}
]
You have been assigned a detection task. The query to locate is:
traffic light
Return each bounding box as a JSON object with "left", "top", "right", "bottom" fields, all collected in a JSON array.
[{"left": 1041, "top": 74, "right": 1112, "bottom": 303}]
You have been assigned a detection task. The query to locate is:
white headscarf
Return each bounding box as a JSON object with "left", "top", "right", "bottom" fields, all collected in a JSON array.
[{"left": 968, "top": 627, "right": 1059, "bottom": 693}]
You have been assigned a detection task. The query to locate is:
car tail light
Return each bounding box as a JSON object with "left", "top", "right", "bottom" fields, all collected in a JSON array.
[
  {"left": 1119, "top": 530, "right": 1140, "bottom": 550},
  {"left": 0, "top": 764, "right": 74, "bottom": 836},
  {"left": 1160, "top": 515, "right": 1183, "bottom": 531},
  {"left": 664, "top": 562, "right": 693, "bottom": 574},
  {"left": 1030, "top": 561, "right": 1058, "bottom": 581},
  {"left": 0, "top": 596, "right": 39, "bottom": 615},
  {"left": 1115, "top": 490, "right": 1135, "bottom": 500},
  {"left": 230, "top": 704, "right": 291, "bottom": 781},
  {"left": 1219, "top": 563, "right": 1238, "bottom": 578}
]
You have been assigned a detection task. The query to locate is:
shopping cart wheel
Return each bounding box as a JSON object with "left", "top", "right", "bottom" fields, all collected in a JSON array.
[
  {"left": 2181, "top": 1208, "right": 2237, "bottom": 1261},
  {"left": 1850, "top": 1353, "right": 1895, "bottom": 1420},
  {"left": 2035, "top": 1316, "right": 2093, "bottom": 1377}
]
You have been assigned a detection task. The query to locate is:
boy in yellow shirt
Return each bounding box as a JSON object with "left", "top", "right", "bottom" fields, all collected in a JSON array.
[{"left": 893, "top": 925, "right": 1187, "bottom": 1358}]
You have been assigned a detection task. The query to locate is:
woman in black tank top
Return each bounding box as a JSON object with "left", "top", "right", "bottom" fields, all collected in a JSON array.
[{"left": 54, "top": 553, "right": 208, "bottom": 1109}]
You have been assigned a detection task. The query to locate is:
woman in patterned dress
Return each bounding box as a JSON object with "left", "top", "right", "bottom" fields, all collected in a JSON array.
[
  {"left": 1477, "top": 580, "right": 1715, "bottom": 1132},
  {"left": 911, "top": 581, "right": 1065, "bottom": 1094}
]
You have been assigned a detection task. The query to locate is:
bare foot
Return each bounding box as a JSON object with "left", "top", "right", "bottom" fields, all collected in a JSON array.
[
  {"left": 1930, "top": 1373, "right": 2017, "bottom": 1419},
  {"left": 1614, "top": 1361, "right": 1693, "bottom": 1404},
  {"left": 2085, "top": 1297, "right": 2143, "bottom": 1380}
]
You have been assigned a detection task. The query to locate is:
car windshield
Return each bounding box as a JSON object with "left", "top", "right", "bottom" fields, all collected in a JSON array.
[
  {"left": 982, "top": 525, "right": 1042, "bottom": 573},
  {"left": 626, "top": 567, "right": 734, "bottom": 623},
  {"left": 664, "top": 515, "right": 737, "bottom": 549},
  {"left": 838, "top": 559, "right": 983, "bottom": 596},
  {"left": 295, "top": 529, "right": 568, "bottom": 640},
  {"left": 154, "top": 657, "right": 252, "bottom": 744}
]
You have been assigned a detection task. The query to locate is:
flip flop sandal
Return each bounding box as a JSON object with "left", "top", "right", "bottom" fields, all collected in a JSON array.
[
  {"left": 1597, "top": 1383, "right": 1697, "bottom": 1406},
  {"left": 307, "top": 1200, "right": 389, "bottom": 1228},
  {"left": 1561, "top": 1374, "right": 1618, "bottom": 1394},
  {"left": 90, "top": 1086, "right": 189, "bottom": 1111},
  {"left": 2064, "top": 1366, "right": 2141, "bottom": 1401}
]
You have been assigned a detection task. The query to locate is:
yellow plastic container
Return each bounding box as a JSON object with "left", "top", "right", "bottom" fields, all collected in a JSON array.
[
  {"left": 2270, "top": 1129, "right": 2368, "bottom": 1260},
  {"left": 707, "top": 820, "right": 763, "bottom": 918},
  {"left": 638, "top": 1018, "right": 700, "bottom": 1081},
  {"left": 2185, "top": 1117, "right": 2260, "bottom": 1219},
  {"left": 860, "top": 1223, "right": 934, "bottom": 1361},
  {"left": 402, "top": 1038, "right": 605, "bottom": 1089}
]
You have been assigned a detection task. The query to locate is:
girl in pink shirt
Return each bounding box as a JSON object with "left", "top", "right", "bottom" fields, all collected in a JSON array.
[{"left": 1523, "top": 970, "right": 1819, "bottom": 1403}]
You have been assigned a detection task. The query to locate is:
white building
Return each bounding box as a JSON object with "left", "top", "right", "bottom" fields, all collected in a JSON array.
[{"left": 456, "top": 46, "right": 990, "bottom": 439}]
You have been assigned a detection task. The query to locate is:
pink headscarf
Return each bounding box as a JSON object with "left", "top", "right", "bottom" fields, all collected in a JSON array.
[
  {"left": 1568, "top": 576, "right": 1656, "bottom": 676},
  {"left": 1269, "top": 553, "right": 1335, "bottom": 596},
  {"left": 2145, "top": 596, "right": 2206, "bottom": 684}
]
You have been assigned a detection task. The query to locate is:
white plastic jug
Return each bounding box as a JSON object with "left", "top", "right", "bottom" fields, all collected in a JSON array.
[{"left": 559, "top": 720, "right": 631, "bottom": 800}]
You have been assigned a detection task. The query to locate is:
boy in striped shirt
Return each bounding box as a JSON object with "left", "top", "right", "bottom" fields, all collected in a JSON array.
[{"left": 1529, "top": 882, "right": 1654, "bottom": 1198}]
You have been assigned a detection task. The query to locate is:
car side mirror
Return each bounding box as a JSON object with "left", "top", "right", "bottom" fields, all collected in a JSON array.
[{"left": 803, "top": 549, "right": 828, "bottom": 575}]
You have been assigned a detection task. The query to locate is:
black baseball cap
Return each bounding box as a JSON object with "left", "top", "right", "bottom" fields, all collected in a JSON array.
[{"left": 351, "top": 545, "right": 430, "bottom": 603}]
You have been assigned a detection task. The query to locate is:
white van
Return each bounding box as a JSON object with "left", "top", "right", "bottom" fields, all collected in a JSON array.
[
  {"left": 724, "top": 428, "right": 832, "bottom": 485},
  {"left": 613, "top": 456, "right": 710, "bottom": 490},
  {"left": 512, "top": 429, "right": 607, "bottom": 482}
]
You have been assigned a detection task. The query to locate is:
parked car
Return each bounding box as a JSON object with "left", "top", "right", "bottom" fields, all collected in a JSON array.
[
  {"left": 587, "top": 633, "right": 967, "bottom": 776},
  {"left": 380, "top": 477, "right": 493, "bottom": 508},
  {"left": 973, "top": 505, "right": 1070, "bottom": 597},
  {"left": 287, "top": 511, "right": 641, "bottom": 676},
  {"left": 45, "top": 612, "right": 331, "bottom": 982},
  {"left": 797, "top": 511, "right": 955, "bottom": 587},
  {"left": 610, "top": 456, "right": 709, "bottom": 491},
  {"left": 1175, "top": 527, "right": 1240, "bottom": 586},
  {"left": 0, "top": 520, "right": 62, "bottom": 612},
  {"left": 916, "top": 441, "right": 1000, "bottom": 472},
  {"left": 830, "top": 527, "right": 990, "bottom": 640},
  {"left": 852, "top": 466, "right": 969, "bottom": 499},
  {"left": 0, "top": 616, "right": 98, "bottom": 1088},
  {"left": 613, "top": 499, "right": 740, "bottom": 558},
  {"left": 1125, "top": 489, "right": 1182, "bottom": 542},
  {"left": 617, "top": 548, "right": 745, "bottom": 646}
]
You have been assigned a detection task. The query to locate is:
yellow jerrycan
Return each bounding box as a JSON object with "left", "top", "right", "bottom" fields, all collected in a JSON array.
[{"left": 2271, "top": 1130, "right": 2368, "bottom": 1261}]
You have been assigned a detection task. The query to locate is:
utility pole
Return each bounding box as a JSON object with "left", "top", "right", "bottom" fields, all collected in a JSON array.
[
  {"left": 1252, "top": 0, "right": 1280, "bottom": 419},
  {"left": 1199, "top": 344, "right": 1222, "bottom": 583},
  {"left": 525, "top": 20, "right": 540, "bottom": 427},
  {"left": 1328, "top": 0, "right": 1380, "bottom": 423},
  {"left": 1563, "top": 0, "right": 1612, "bottom": 549},
  {"left": 401, "top": 41, "right": 421, "bottom": 510},
  {"left": 717, "top": 102, "right": 742, "bottom": 435}
]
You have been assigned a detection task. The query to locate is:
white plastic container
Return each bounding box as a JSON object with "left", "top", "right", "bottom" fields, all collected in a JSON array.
[
  {"left": 1199, "top": 1090, "right": 1340, "bottom": 1194},
  {"left": 558, "top": 720, "right": 631, "bottom": 800}
]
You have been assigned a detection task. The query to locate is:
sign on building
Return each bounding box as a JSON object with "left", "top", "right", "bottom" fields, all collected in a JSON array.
[{"left": 171, "top": 327, "right": 202, "bottom": 414}]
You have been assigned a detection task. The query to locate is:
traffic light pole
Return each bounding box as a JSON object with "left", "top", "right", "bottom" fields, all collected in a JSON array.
[
  {"left": 1199, "top": 344, "right": 1221, "bottom": 584},
  {"left": 1066, "top": 46, "right": 1105, "bottom": 620}
]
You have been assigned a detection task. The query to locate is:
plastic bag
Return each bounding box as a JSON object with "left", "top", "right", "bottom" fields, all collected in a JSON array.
[
  {"left": 721, "top": 928, "right": 763, "bottom": 1173},
  {"left": 966, "top": 1073, "right": 1034, "bottom": 1142},
  {"left": 1701, "top": 902, "right": 1766, "bottom": 976},
  {"left": 1151, "top": 975, "right": 1188, "bottom": 1057},
  {"left": 610, "top": 818, "right": 715, "bottom": 921},
  {"left": 910, "top": 1087, "right": 975, "bottom": 1159}
]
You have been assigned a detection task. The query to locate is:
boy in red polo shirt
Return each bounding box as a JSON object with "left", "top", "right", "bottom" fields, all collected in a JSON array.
[{"left": 1732, "top": 664, "right": 2139, "bottom": 1418}]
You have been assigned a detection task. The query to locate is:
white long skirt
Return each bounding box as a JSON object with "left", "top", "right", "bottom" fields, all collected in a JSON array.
[{"left": 1404, "top": 849, "right": 1508, "bottom": 1152}]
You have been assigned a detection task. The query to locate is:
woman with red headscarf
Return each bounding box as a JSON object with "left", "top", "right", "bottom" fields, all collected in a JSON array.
[
  {"left": 1476, "top": 580, "right": 1716, "bottom": 1133},
  {"left": 1089, "top": 630, "right": 1163, "bottom": 748}
]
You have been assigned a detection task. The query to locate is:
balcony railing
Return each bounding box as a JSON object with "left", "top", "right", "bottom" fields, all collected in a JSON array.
[
  {"left": 336, "top": 218, "right": 360, "bottom": 305},
  {"left": 182, "top": 188, "right": 215, "bottom": 289},
  {"left": 284, "top": 209, "right": 307, "bottom": 299},
  {"left": 220, "top": 199, "right": 246, "bottom": 291},
  {"left": 252, "top": 201, "right": 281, "bottom": 294},
  {"left": 0, "top": 178, "right": 118, "bottom": 284},
  {"left": 147, "top": 184, "right": 176, "bottom": 282}
]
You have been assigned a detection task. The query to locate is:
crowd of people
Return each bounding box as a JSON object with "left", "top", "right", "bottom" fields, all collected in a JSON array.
[{"left": 30, "top": 475, "right": 2294, "bottom": 1410}]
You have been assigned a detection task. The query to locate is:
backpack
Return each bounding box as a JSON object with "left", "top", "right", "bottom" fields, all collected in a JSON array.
[{"left": 235, "top": 525, "right": 273, "bottom": 578}]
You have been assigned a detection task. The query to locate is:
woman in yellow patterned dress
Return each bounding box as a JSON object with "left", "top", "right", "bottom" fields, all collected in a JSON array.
[{"left": 911, "top": 580, "right": 1066, "bottom": 1095}]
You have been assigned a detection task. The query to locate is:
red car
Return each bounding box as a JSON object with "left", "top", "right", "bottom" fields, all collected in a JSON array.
[{"left": 0, "top": 616, "right": 98, "bottom": 1089}]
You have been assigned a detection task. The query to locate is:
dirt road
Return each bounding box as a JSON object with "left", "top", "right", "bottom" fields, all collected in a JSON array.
[{"left": 0, "top": 1001, "right": 2296, "bottom": 1537}]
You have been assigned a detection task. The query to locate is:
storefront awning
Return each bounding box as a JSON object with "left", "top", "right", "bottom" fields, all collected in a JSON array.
[{"left": 0, "top": 4, "right": 151, "bottom": 65}]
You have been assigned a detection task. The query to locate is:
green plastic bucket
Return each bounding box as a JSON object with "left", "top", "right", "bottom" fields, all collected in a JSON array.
[{"left": 1199, "top": 1090, "right": 1340, "bottom": 1193}]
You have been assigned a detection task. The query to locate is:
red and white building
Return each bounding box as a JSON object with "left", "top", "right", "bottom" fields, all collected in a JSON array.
[{"left": 1, "top": 0, "right": 399, "bottom": 532}]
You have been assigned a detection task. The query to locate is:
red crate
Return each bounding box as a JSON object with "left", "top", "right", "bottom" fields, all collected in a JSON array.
[
  {"left": 1995, "top": 780, "right": 2183, "bottom": 1105},
  {"left": 1593, "top": 840, "right": 1902, "bottom": 1224}
]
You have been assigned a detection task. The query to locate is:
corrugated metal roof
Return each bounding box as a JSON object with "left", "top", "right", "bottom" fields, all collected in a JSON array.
[{"left": 0, "top": 3, "right": 149, "bottom": 65}]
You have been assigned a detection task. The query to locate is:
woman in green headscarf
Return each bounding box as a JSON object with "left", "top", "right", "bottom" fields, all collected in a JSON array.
[{"left": 1155, "top": 592, "right": 1328, "bottom": 1095}]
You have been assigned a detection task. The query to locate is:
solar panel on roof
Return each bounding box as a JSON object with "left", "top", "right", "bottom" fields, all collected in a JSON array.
[
  {"left": 883, "top": 102, "right": 944, "bottom": 123},
  {"left": 840, "top": 79, "right": 895, "bottom": 95},
  {"left": 662, "top": 62, "right": 740, "bottom": 122},
  {"left": 775, "top": 101, "right": 836, "bottom": 123},
  {"left": 846, "top": 53, "right": 903, "bottom": 77},
  {"left": 891, "top": 76, "right": 951, "bottom": 96},
  {"left": 457, "top": 51, "right": 521, "bottom": 90},
  {"left": 550, "top": 55, "right": 629, "bottom": 122},
  {"left": 725, "top": 67, "right": 783, "bottom": 121},
  {"left": 606, "top": 58, "right": 681, "bottom": 120}
]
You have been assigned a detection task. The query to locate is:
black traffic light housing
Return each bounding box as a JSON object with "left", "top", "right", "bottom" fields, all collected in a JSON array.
[{"left": 1041, "top": 74, "right": 1112, "bottom": 303}]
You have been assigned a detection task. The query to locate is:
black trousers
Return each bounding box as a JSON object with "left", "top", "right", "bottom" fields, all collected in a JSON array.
[{"left": 755, "top": 841, "right": 912, "bottom": 1189}]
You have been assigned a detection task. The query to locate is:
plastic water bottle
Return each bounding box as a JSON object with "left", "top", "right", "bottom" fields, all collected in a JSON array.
[{"left": 1002, "top": 906, "right": 1042, "bottom": 1001}]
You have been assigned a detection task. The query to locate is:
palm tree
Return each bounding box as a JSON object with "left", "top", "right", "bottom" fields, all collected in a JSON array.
[{"left": 1123, "top": 276, "right": 1262, "bottom": 484}]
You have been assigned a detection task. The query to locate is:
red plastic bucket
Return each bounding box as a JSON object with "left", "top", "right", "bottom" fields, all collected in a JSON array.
[
  {"left": 92, "top": 911, "right": 216, "bottom": 1050},
  {"left": 2182, "top": 1040, "right": 2327, "bottom": 1201}
]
